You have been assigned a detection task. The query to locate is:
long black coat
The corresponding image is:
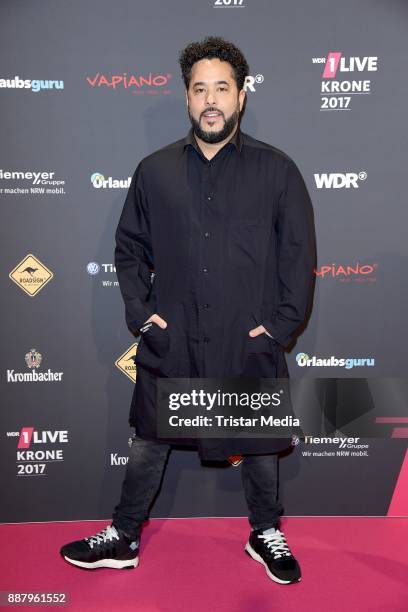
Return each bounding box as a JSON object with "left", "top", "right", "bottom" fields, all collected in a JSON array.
[{"left": 115, "top": 128, "right": 316, "bottom": 460}]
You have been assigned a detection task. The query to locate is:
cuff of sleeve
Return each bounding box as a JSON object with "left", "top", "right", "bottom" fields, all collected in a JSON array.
[{"left": 125, "top": 299, "right": 154, "bottom": 335}]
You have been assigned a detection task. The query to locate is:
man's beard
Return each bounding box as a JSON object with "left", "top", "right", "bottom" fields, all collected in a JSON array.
[{"left": 188, "top": 107, "right": 240, "bottom": 144}]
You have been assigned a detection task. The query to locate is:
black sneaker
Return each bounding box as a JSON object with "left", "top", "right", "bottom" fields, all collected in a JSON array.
[
  {"left": 60, "top": 524, "right": 139, "bottom": 570},
  {"left": 245, "top": 527, "right": 301, "bottom": 584}
]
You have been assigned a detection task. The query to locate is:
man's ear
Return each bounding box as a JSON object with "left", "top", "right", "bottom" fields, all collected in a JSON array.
[
  {"left": 185, "top": 89, "right": 189, "bottom": 108},
  {"left": 239, "top": 89, "right": 246, "bottom": 112}
]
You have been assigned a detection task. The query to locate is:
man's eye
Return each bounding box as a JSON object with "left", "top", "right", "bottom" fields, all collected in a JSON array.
[{"left": 194, "top": 87, "right": 227, "bottom": 93}]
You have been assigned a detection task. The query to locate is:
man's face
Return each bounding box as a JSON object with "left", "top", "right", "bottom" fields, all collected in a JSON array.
[{"left": 185, "top": 58, "right": 246, "bottom": 144}]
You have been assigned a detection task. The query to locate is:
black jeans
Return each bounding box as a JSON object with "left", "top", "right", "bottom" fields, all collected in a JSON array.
[{"left": 112, "top": 433, "right": 284, "bottom": 540}]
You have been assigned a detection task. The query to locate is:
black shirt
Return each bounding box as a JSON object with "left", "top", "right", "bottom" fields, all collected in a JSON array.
[
  {"left": 115, "top": 125, "right": 316, "bottom": 377},
  {"left": 183, "top": 127, "right": 243, "bottom": 358}
]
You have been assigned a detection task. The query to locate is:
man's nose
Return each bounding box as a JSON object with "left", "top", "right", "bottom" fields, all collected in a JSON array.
[{"left": 205, "top": 88, "right": 216, "bottom": 106}]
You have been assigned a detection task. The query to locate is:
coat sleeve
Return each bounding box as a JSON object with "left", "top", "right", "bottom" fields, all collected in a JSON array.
[
  {"left": 261, "top": 158, "right": 316, "bottom": 349},
  {"left": 114, "top": 161, "right": 154, "bottom": 334}
]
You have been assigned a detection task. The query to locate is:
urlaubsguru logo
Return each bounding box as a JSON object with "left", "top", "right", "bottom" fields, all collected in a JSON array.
[
  {"left": 296, "top": 353, "right": 375, "bottom": 369},
  {"left": 0, "top": 76, "right": 64, "bottom": 92},
  {"left": 91, "top": 172, "right": 131, "bottom": 189}
]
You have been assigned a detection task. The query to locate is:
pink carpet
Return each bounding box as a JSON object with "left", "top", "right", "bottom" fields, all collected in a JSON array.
[{"left": 1, "top": 518, "right": 407, "bottom": 611}]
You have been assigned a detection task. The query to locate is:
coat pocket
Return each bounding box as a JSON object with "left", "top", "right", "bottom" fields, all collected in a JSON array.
[
  {"left": 245, "top": 312, "right": 277, "bottom": 355},
  {"left": 135, "top": 322, "right": 171, "bottom": 375}
]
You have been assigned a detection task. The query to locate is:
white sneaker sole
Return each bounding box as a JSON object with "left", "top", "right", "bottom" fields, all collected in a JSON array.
[
  {"left": 63, "top": 555, "right": 139, "bottom": 570},
  {"left": 245, "top": 542, "right": 301, "bottom": 585}
]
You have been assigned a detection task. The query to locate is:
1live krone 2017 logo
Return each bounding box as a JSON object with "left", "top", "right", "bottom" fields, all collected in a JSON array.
[
  {"left": 312, "top": 52, "right": 378, "bottom": 110},
  {"left": 6, "top": 426, "right": 69, "bottom": 476}
]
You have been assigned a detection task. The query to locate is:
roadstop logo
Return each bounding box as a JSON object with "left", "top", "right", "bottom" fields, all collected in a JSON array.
[
  {"left": 312, "top": 51, "right": 378, "bottom": 110},
  {"left": 0, "top": 169, "right": 66, "bottom": 195},
  {"left": 6, "top": 349, "right": 64, "bottom": 383},
  {"left": 115, "top": 344, "right": 138, "bottom": 382},
  {"left": 6, "top": 426, "right": 69, "bottom": 476},
  {"left": 9, "top": 254, "right": 54, "bottom": 297},
  {"left": 296, "top": 353, "right": 375, "bottom": 369}
]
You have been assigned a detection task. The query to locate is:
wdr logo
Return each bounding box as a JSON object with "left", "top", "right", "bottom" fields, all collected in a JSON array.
[{"left": 314, "top": 171, "right": 367, "bottom": 189}]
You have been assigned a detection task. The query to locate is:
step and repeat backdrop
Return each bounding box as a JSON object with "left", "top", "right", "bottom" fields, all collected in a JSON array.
[{"left": 1, "top": 0, "right": 407, "bottom": 523}]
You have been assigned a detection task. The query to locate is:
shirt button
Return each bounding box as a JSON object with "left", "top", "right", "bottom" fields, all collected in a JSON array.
[
  {"left": 202, "top": 267, "right": 208, "bottom": 274},
  {"left": 204, "top": 232, "right": 210, "bottom": 239},
  {"left": 203, "top": 303, "right": 210, "bottom": 309},
  {"left": 207, "top": 195, "right": 213, "bottom": 201},
  {"left": 204, "top": 337, "right": 210, "bottom": 343}
]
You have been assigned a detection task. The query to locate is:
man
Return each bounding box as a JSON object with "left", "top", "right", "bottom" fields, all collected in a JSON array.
[{"left": 60, "top": 36, "right": 316, "bottom": 585}]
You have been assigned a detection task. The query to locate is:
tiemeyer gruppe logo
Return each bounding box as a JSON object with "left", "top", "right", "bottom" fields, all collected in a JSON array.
[
  {"left": 302, "top": 436, "right": 370, "bottom": 458},
  {"left": 86, "top": 262, "right": 119, "bottom": 288},
  {"left": 314, "top": 171, "right": 367, "bottom": 189},
  {"left": 91, "top": 172, "right": 131, "bottom": 190},
  {"left": 5, "top": 427, "right": 69, "bottom": 476},
  {"left": 296, "top": 353, "right": 375, "bottom": 369},
  {"left": 86, "top": 70, "right": 172, "bottom": 95},
  {"left": 87, "top": 261, "right": 154, "bottom": 289},
  {"left": 0, "top": 76, "right": 64, "bottom": 93},
  {"left": 314, "top": 262, "right": 377, "bottom": 283},
  {"left": 312, "top": 51, "right": 378, "bottom": 110},
  {"left": 6, "top": 349, "right": 64, "bottom": 383},
  {"left": 0, "top": 169, "right": 66, "bottom": 195}
]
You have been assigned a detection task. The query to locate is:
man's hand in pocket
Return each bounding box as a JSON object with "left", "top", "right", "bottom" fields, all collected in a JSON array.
[
  {"left": 249, "top": 325, "right": 273, "bottom": 339},
  {"left": 144, "top": 314, "right": 168, "bottom": 329}
]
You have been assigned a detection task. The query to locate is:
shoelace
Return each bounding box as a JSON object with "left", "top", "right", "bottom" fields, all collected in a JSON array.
[
  {"left": 258, "top": 530, "right": 292, "bottom": 559},
  {"left": 85, "top": 526, "right": 119, "bottom": 549}
]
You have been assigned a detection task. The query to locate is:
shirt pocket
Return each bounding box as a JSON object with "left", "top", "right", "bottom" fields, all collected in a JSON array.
[{"left": 227, "top": 223, "right": 261, "bottom": 269}]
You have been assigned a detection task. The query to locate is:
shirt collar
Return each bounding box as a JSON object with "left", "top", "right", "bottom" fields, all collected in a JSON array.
[{"left": 183, "top": 125, "right": 243, "bottom": 155}]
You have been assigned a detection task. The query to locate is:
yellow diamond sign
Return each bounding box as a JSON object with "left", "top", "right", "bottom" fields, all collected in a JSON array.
[
  {"left": 115, "top": 343, "right": 139, "bottom": 382},
  {"left": 9, "top": 253, "right": 54, "bottom": 297}
]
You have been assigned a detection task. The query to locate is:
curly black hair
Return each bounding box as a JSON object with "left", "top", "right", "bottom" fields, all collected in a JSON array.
[{"left": 178, "top": 36, "right": 250, "bottom": 91}]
